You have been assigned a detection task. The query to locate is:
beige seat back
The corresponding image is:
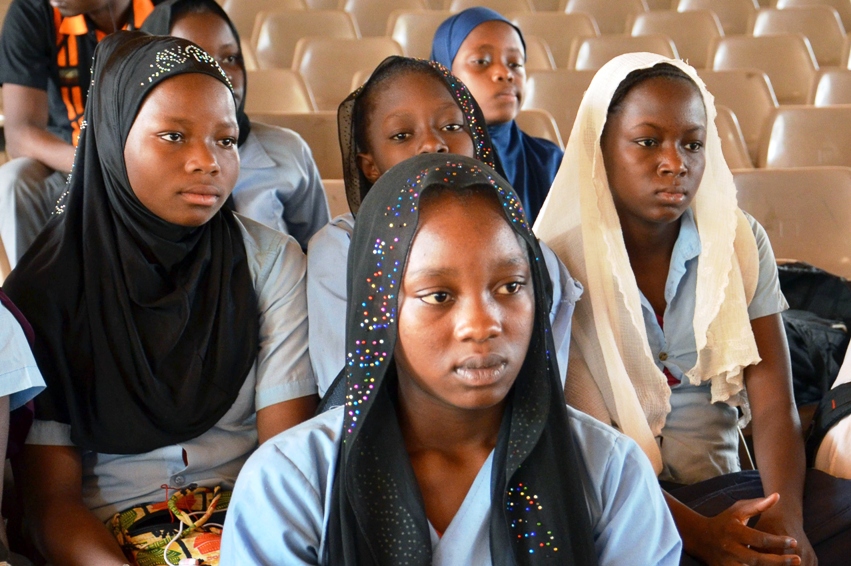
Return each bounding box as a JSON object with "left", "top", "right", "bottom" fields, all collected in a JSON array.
[
  {"left": 734, "top": 166, "right": 851, "bottom": 278},
  {"left": 522, "top": 69, "right": 596, "bottom": 138},
  {"left": 321, "top": 179, "right": 349, "bottom": 218},
  {"left": 751, "top": 6, "right": 846, "bottom": 68},
  {"left": 306, "top": 0, "right": 343, "bottom": 7},
  {"left": 516, "top": 108, "right": 564, "bottom": 148},
  {"left": 245, "top": 69, "right": 316, "bottom": 113},
  {"left": 252, "top": 10, "right": 358, "bottom": 70},
  {"left": 776, "top": 0, "right": 851, "bottom": 33},
  {"left": 812, "top": 69, "right": 851, "bottom": 106},
  {"left": 569, "top": 34, "right": 677, "bottom": 70},
  {"left": 510, "top": 12, "right": 599, "bottom": 68},
  {"left": 222, "top": 0, "right": 306, "bottom": 41},
  {"left": 388, "top": 10, "right": 454, "bottom": 58},
  {"left": 715, "top": 105, "right": 753, "bottom": 169},
  {"left": 449, "top": 0, "right": 534, "bottom": 13},
  {"left": 250, "top": 112, "right": 342, "bottom": 178},
  {"left": 524, "top": 36, "right": 556, "bottom": 71},
  {"left": 758, "top": 105, "right": 851, "bottom": 168},
  {"left": 709, "top": 34, "right": 818, "bottom": 105},
  {"left": 630, "top": 9, "right": 722, "bottom": 69},
  {"left": 698, "top": 68, "right": 777, "bottom": 163},
  {"left": 565, "top": 0, "right": 648, "bottom": 34},
  {"left": 344, "top": 0, "right": 426, "bottom": 37},
  {"left": 0, "top": 234, "right": 10, "bottom": 285},
  {"left": 677, "top": 0, "right": 757, "bottom": 35}
]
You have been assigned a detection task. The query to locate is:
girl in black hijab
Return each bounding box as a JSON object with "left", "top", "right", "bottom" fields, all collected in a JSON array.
[
  {"left": 4, "top": 31, "right": 316, "bottom": 563},
  {"left": 222, "top": 153, "right": 681, "bottom": 565}
]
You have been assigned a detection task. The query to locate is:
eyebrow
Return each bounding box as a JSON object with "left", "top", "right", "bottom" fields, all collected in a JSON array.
[
  {"left": 405, "top": 255, "right": 529, "bottom": 280},
  {"left": 629, "top": 122, "right": 706, "bottom": 132},
  {"left": 382, "top": 101, "right": 461, "bottom": 122},
  {"left": 159, "top": 116, "right": 238, "bottom": 129}
]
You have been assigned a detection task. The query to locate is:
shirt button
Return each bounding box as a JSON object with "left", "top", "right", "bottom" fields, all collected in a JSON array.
[
  {"left": 659, "top": 352, "right": 668, "bottom": 361},
  {"left": 173, "top": 475, "right": 185, "bottom": 486}
]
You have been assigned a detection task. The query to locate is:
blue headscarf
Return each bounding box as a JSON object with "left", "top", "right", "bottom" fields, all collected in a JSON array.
[{"left": 430, "top": 7, "right": 562, "bottom": 224}]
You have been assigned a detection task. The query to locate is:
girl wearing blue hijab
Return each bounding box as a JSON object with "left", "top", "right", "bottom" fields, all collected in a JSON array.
[{"left": 431, "top": 7, "right": 562, "bottom": 224}]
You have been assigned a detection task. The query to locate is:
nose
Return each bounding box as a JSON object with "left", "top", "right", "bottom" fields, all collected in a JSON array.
[
  {"left": 454, "top": 295, "right": 501, "bottom": 343},
  {"left": 491, "top": 60, "right": 514, "bottom": 83},
  {"left": 658, "top": 144, "right": 687, "bottom": 177},
  {"left": 186, "top": 141, "right": 220, "bottom": 175},
  {"left": 418, "top": 129, "right": 449, "bottom": 154}
]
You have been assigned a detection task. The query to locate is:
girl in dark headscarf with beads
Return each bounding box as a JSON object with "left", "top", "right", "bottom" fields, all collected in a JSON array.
[
  {"left": 308, "top": 56, "right": 580, "bottom": 401},
  {"left": 223, "top": 152, "right": 681, "bottom": 565},
  {"left": 4, "top": 31, "right": 317, "bottom": 563}
]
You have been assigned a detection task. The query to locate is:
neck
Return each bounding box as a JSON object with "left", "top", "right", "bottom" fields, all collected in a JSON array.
[
  {"left": 396, "top": 383, "right": 505, "bottom": 458},
  {"left": 620, "top": 215, "right": 682, "bottom": 262},
  {"left": 86, "top": 0, "right": 133, "bottom": 33}
]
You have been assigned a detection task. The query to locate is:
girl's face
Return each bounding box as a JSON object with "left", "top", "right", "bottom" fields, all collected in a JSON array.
[
  {"left": 171, "top": 10, "right": 245, "bottom": 109},
  {"left": 394, "top": 190, "right": 535, "bottom": 413},
  {"left": 451, "top": 20, "right": 525, "bottom": 126},
  {"left": 124, "top": 73, "right": 239, "bottom": 227},
  {"left": 357, "top": 72, "right": 475, "bottom": 184},
  {"left": 600, "top": 76, "right": 707, "bottom": 229}
]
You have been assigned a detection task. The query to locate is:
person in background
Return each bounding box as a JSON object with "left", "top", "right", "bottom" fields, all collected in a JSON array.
[
  {"left": 0, "top": 0, "right": 156, "bottom": 265},
  {"left": 141, "top": 0, "right": 330, "bottom": 248},
  {"left": 431, "top": 7, "right": 562, "bottom": 224}
]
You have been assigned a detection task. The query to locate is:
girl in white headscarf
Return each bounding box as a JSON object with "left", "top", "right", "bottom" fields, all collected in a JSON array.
[{"left": 535, "top": 53, "right": 816, "bottom": 565}]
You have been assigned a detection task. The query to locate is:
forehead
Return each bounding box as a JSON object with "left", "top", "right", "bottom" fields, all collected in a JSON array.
[
  {"left": 459, "top": 20, "right": 524, "bottom": 52},
  {"left": 370, "top": 72, "right": 458, "bottom": 117},
  {"left": 170, "top": 10, "right": 235, "bottom": 45},
  {"left": 613, "top": 76, "right": 706, "bottom": 127},
  {"left": 136, "top": 72, "right": 235, "bottom": 121}
]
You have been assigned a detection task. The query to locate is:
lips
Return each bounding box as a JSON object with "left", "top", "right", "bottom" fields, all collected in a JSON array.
[
  {"left": 655, "top": 187, "right": 688, "bottom": 204},
  {"left": 495, "top": 88, "right": 519, "bottom": 101},
  {"left": 454, "top": 354, "right": 508, "bottom": 385},
  {"left": 180, "top": 185, "right": 222, "bottom": 207}
]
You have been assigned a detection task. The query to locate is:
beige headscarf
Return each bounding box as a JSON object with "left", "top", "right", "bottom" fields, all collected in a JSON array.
[{"left": 534, "top": 53, "right": 760, "bottom": 474}]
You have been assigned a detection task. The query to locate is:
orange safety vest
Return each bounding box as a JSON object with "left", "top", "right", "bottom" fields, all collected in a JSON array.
[{"left": 53, "top": 0, "right": 155, "bottom": 146}]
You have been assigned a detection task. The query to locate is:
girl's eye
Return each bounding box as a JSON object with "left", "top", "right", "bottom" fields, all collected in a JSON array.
[
  {"left": 390, "top": 132, "right": 411, "bottom": 141},
  {"left": 160, "top": 132, "right": 183, "bottom": 142},
  {"left": 222, "top": 55, "right": 238, "bottom": 65},
  {"left": 472, "top": 58, "right": 490, "bottom": 66},
  {"left": 685, "top": 141, "right": 704, "bottom": 152},
  {"left": 497, "top": 281, "right": 524, "bottom": 295},
  {"left": 421, "top": 292, "right": 450, "bottom": 305},
  {"left": 508, "top": 61, "right": 524, "bottom": 70},
  {"left": 443, "top": 123, "right": 464, "bottom": 132},
  {"left": 637, "top": 139, "right": 657, "bottom": 148},
  {"left": 219, "top": 137, "right": 237, "bottom": 148}
]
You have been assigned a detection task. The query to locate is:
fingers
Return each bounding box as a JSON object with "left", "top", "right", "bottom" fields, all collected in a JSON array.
[
  {"left": 738, "top": 547, "right": 802, "bottom": 566},
  {"left": 730, "top": 493, "right": 781, "bottom": 525}
]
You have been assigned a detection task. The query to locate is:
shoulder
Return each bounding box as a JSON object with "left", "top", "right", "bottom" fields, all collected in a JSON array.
[
  {"left": 247, "top": 121, "right": 312, "bottom": 155},
  {"left": 233, "top": 212, "right": 305, "bottom": 290},
  {"left": 3, "top": 0, "right": 52, "bottom": 26},
  {"left": 307, "top": 214, "right": 354, "bottom": 257}
]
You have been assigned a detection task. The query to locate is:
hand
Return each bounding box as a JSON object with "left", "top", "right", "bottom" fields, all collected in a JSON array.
[
  {"left": 755, "top": 504, "right": 817, "bottom": 566},
  {"left": 686, "top": 493, "right": 802, "bottom": 566}
]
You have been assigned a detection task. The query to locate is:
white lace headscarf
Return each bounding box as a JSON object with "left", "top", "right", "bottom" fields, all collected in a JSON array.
[{"left": 534, "top": 53, "right": 760, "bottom": 474}]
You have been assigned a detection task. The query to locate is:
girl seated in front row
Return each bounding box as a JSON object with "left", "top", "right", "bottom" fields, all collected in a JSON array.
[
  {"left": 142, "top": 0, "right": 330, "bottom": 248},
  {"left": 535, "top": 53, "right": 851, "bottom": 565},
  {"left": 431, "top": 7, "right": 562, "bottom": 224},
  {"left": 307, "top": 56, "right": 580, "bottom": 396},
  {"left": 4, "top": 32, "right": 316, "bottom": 564},
  {"left": 222, "top": 153, "right": 682, "bottom": 565}
]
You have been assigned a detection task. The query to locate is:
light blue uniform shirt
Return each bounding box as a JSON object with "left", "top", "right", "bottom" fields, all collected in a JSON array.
[
  {"left": 233, "top": 122, "right": 330, "bottom": 249},
  {"left": 220, "top": 405, "right": 682, "bottom": 565},
  {"left": 0, "top": 304, "right": 46, "bottom": 410},
  {"left": 648, "top": 210, "right": 788, "bottom": 484},
  {"left": 307, "top": 213, "right": 583, "bottom": 396},
  {"left": 25, "top": 215, "right": 317, "bottom": 521}
]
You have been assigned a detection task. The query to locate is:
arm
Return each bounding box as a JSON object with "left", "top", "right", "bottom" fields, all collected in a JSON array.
[
  {"left": 3, "top": 85, "right": 75, "bottom": 173},
  {"left": 0, "top": 396, "right": 8, "bottom": 550},
  {"left": 281, "top": 132, "right": 330, "bottom": 247},
  {"left": 747, "top": 313, "right": 815, "bottom": 565},
  {"left": 257, "top": 394, "right": 318, "bottom": 444},
  {"left": 16, "top": 444, "right": 128, "bottom": 565}
]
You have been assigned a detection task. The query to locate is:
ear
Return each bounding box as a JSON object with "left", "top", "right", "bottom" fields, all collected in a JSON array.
[{"left": 357, "top": 153, "right": 382, "bottom": 184}]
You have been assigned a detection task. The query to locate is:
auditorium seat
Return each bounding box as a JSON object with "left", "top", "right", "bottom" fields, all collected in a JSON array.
[
  {"left": 775, "top": 0, "right": 851, "bottom": 33},
  {"left": 306, "top": 0, "right": 343, "bottom": 8},
  {"left": 630, "top": 9, "right": 722, "bottom": 69},
  {"left": 387, "top": 10, "right": 454, "bottom": 58},
  {"left": 811, "top": 69, "right": 851, "bottom": 106},
  {"left": 516, "top": 108, "right": 564, "bottom": 148},
  {"left": 751, "top": 6, "right": 846, "bottom": 68},
  {"left": 252, "top": 10, "right": 358, "bottom": 70},
  {"left": 510, "top": 12, "right": 599, "bottom": 68},
  {"left": 525, "top": 36, "right": 556, "bottom": 70},
  {"left": 698, "top": 68, "right": 777, "bottom": 163},
  {"left": 569, "top": 34, "right": 678, "bottom": 70},
  {"left": 343, "top": 0, "right": 426, "bottom": 37},
  {"left": 565, "top": 0, "right": 648, "bottom": 34},
  {"left": 522, "top": 69, "right": 596, "bottom": 137},
  {"left": 321, "top": 179, "right": 349, "bottom": 218},
  {"left": 449, "top": 0, "right": 534, "bottom": 14},
  {"left": 677, "top": 0, "right": 757, "bottom": 35},
  {"left": 293, "top": 37, "right": 403, "bottom": 111},
  {"left": 245, "top": 69, "right": 316, "bottom": 113},
  {"left": 734, "top": 166, "right": 851, "bottom": 278},
  {"left": 709, "top": 34, "right": 818, "bottom": 105},
  {"left": 715, "top": 105, "right": 752, "bottom": 169},
  {"left": 221, "top": 0, "right": 306, "bottom": 40},
  {"left": 249, "top": 112, "right": 343, "bottom": 178},
  {"left": 758, "top": 105, "right": 851, "bottom": 168}
]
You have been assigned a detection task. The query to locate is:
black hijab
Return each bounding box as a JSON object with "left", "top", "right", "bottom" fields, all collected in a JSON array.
[
  {"left": 324, "top": 153, "right": 598, "bottom": 565},
  {"left": 337, "top": 55, "right": 502, "bottom": 216},
  {"left": 141, "top": 0, "right": 252, "bottom": 147},
  {"left": 3, "top": 31, "right": 258, "bottom": 455}
]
